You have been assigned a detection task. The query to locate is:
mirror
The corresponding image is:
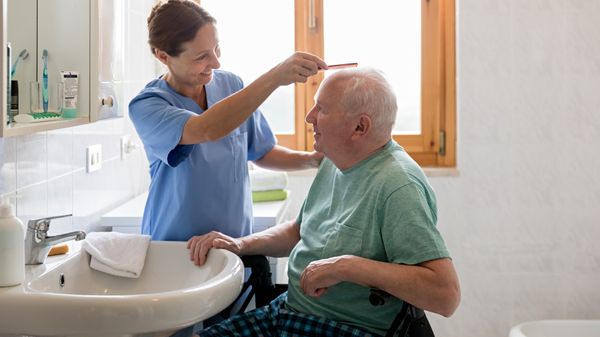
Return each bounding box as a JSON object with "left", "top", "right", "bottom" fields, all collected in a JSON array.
[
  {"left": 6, "top": 0, "right": 36, "bottom": 119},
  {"left": 4, "top": 0, "right": 123, "bottom": 133},
  {"left": 7, "top": 0, "right": 90, "bottom": 121}
]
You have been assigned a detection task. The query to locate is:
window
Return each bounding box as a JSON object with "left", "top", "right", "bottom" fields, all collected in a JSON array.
[{"left": 200, "top": 0, "right": 456, "bottom": 167}]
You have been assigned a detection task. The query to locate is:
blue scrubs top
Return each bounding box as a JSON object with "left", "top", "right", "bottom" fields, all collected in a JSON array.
[{"left": 129, "top": 70, "right": 276, "bottom": 241}]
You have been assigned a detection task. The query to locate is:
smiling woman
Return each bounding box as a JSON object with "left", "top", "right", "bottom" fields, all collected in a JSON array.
[{"left": 128, "top": 0, "right": 326, "bottom": 249}]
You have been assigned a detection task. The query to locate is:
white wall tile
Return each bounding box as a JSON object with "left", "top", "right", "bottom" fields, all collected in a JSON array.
[
  {"left": 0, "top": 137, "right": 17, "bottom": 195},
  {"left": 15, "top": 133, "right": 47, "bottom": 189},
  {"left": 47, "top": 174, "right": 74, "bottom": 233},
  {"left": 47, "top": 128, "right": 74, "bottom": 177},
  {"left": 15, "top": 182, "right": 46, "bottom": 224}
]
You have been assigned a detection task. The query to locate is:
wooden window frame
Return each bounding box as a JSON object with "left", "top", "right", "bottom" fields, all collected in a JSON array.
[
  {"left": 198, "top": 0, "right": 455, "bottom": 166},
  {"left": 289, "top": 0, "right": 456, "bottom": 167}
]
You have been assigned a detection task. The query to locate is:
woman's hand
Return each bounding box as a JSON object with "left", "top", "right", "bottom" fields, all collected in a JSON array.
[
  {"left": 308, "top": 151, "right": 324, "bottom": 168},
  {"left": 253, "top": 146, "right": 324, "bottom": 171},
  {"left": 271, "top": 52, "right": 327, "bottom": 86},
  {"left": 187, "top": 231, "right": 244, "bottom": 266}
]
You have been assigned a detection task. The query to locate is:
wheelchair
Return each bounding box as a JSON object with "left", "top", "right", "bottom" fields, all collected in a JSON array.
[{"left": 213, "top": 255, "right": 436, "bottom": 337}]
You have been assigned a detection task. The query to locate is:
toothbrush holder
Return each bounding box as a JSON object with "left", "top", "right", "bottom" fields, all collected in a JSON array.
[{"left": 30, "top": 81, "right": 63, "bottom": 113}]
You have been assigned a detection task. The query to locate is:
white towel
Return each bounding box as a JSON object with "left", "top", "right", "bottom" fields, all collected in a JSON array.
[
  {"left": 82, "top": 232, "right": 151, "bottom": 278},
  {"left": 249, "top": 169, "right": 288, "bottom": 192}
]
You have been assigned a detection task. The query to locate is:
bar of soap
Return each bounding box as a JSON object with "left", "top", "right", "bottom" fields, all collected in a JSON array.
[{"left": 48, "top": 243, "right": 69, "bottom": 256}]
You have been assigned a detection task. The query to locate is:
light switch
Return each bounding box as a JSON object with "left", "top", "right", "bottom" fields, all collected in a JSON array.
[
  {"left": 86, "top": 144, "right": 102, "bottom": 173},
  {"left": 120, "top": 135, "right": 131, "bottom": 160}
]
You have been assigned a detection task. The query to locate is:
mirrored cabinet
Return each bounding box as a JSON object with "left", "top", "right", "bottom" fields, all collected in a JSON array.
[{"left": 1, "top": 0, "right": 122, "bottom": 137}]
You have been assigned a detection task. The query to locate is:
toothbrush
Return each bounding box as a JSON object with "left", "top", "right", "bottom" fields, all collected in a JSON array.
[
  {"left": 42, "top": 49, "right": 49, "bottom": 112},
  {"left": 10, "top": 49, "right": 29, "bottom": 78}
]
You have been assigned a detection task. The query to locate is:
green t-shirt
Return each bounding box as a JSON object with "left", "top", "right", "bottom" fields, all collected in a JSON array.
[{"left": 286, "top": 140, "right": 450, "bottom": 335}]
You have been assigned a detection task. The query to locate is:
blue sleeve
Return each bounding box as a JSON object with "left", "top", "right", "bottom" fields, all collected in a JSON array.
[
  {"left": 129, "top": 92, "right": 195, "bottom": 167},
  {"left": 246, "top": 109, "right": 276, "bottom": 161}
]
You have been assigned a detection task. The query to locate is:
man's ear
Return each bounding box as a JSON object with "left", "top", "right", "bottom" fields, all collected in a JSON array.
[
  {"left": 154, "top": 49, "right": 170, "bottom": 66},
  {"left": 352, "top": 114, "right": 371, "bottom": 139}
]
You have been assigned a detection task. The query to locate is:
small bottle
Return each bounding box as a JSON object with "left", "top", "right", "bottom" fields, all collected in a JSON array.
[
  {"left": 0, "top": 198, "right": 25, "bottom": 287},
  {"left": 6, "top": 42, "right": 11, "bottom": 125},
  {"left": 9, "top": 79, "right": 19, "bottom": 123}
]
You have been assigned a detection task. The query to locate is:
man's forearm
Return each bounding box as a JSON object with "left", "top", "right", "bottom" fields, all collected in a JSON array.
[
  {"left": 240, "top": 220, "right": 301, "bottom": 257},
  {"left": 337, "top": 256, "right": 460, "bottom": 317},
  {"left": 253, "top": 145, "right": 321, "bottom": 171}
]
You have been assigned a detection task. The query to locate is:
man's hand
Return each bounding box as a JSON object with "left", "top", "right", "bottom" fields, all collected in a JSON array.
[
  {"left": 299, "top": 255, "right": 349, "bottom": 298},
  {"left": 187, "top": 231, "right": 244, "bottom": 266}
]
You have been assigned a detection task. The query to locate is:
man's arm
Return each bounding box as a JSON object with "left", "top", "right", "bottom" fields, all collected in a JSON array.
[
  {"left": 187, "top": 220, "right": 301, "bottom": 265},
  {"left": 253, "top": 145, "right": 323, "bottom": 171},
  {"left": 299, "top": 256, "right": 461, "bottom": 317}
]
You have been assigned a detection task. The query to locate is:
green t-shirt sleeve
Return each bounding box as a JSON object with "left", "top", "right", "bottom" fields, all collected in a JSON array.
[{"left": 382, "top": 183, "right": 450, "bottom": 265}]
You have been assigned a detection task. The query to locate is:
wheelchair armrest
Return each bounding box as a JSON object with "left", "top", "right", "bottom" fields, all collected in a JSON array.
[
  {"left": 368, "top": 288, "right": 434, "bottom": 337},
  {"left": 241, "top": 255, "right": 274, "bottom": 288}
]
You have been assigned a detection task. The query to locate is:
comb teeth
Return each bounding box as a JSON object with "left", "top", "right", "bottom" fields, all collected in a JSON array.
[{"left": 327, "top": 62, "right": 358, "bottom": 69}]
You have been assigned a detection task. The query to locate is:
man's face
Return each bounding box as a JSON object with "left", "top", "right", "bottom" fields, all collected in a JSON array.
[
  {"left": 305, "top": 78, "right": 355, "bottom": 155},
  {"left": 163, "top": 23, "right": 221, "bottom": 87}
]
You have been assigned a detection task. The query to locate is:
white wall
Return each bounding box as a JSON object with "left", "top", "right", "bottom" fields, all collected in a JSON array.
[
  {"left": 288, "top": 2, "right": 600, "bottom": 337},
  {"left": 0, "top": 114, "right": 150, "bottom": 236}
]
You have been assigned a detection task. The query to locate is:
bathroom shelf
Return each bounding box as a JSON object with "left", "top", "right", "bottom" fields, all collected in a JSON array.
[{"left": 3, "top": 117, "right": 89, "bottom": 137}]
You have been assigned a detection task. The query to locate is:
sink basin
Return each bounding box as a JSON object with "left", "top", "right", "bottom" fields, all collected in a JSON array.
[
  {"left": 509, "top": 320, "right": 600, "bottom": 337},
  {"left": 0, "top": 241, "right": 244, "bottom": 336}
]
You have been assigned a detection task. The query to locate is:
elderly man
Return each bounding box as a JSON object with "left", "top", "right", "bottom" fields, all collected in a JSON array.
[{"left": 189, "top": 68, "right": 460, "bottom": 336}]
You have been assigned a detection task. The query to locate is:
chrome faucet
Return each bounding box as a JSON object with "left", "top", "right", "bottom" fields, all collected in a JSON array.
[{"left": 25, "top": 214, "right": 86, "bottom": 265}]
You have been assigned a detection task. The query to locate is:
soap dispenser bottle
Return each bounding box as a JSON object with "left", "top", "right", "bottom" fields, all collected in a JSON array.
[{"left": 0, "top": 198, "right": 25, "bottom": 287}]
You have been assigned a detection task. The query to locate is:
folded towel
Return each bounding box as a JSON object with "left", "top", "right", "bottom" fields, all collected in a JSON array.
[
  {"left": 82, "top": 232, "right": 151, "bottom": 278},
  {"left": 249, "top": 169, "right": 288, "bottom": 192},
  {"left": 252, "top": 189, "right": 288, "bottom": 203}
]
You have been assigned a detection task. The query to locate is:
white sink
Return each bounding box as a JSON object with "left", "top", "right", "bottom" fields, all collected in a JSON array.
[
  {"left": 509, "top": 320, "right": 600, "bottom": 337},
  {"left": 0, "top": 241, "right": 244, "bottom": 336}
]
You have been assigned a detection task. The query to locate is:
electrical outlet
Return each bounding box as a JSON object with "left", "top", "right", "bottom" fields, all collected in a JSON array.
[
  {"left": 120, "top": 135, "right": 131, "bottom": 160},
  {"left": 86, "top": 144, "right": 102, "bottom": 173}
]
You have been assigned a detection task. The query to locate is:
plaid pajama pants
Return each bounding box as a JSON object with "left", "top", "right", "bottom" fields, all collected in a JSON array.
[{"left": 199, "top": 292, "right": 381, "bottom": 337}]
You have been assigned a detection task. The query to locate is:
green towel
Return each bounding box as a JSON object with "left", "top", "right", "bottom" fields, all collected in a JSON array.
[{"left": 252, "top": 189, "right": 288, "bottom": 203}]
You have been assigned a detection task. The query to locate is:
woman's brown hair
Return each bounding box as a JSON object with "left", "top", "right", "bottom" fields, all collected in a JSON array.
[{"left": 147, "top": 0, "right": 216, "bottom": 56}]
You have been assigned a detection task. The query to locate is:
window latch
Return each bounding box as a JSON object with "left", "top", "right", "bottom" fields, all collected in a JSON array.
[{"left": 439, "top": 130, "right": 446, "bottom": 156}]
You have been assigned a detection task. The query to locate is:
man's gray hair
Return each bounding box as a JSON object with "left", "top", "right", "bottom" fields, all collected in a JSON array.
[{"left": 332, "top": 68, "right": 397, "bottom": 136}]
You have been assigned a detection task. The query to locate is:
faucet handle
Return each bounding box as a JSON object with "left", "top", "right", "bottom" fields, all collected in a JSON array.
[{"left": 28, "top": 214, "right": 73, "bottom": 231}]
